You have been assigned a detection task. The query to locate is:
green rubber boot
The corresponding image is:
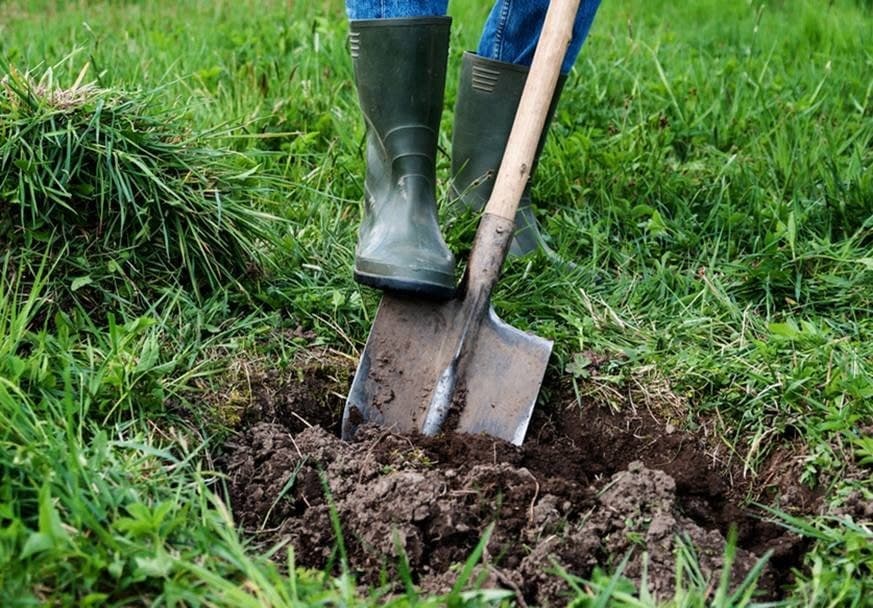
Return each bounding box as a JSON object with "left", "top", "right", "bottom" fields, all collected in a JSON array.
[
  {"left": 451, "top": 52, "right": 567, "bottom": 257},
  {"left": 349, "top": 17, "right": 456, "bottom": 299}
]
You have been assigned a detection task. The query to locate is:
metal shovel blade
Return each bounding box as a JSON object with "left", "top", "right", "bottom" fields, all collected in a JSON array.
[{"left": 342, "top": 290, "right": 552, "bottom": 446}]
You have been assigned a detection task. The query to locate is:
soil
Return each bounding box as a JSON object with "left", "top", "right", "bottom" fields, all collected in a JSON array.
[{"left": 217, "top": 354, "right": 820, "bottom": 606}]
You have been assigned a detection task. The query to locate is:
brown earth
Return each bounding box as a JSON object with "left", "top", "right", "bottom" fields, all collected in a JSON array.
[{"left": 217, "top": 353, "right": 819, "bottom": 606}]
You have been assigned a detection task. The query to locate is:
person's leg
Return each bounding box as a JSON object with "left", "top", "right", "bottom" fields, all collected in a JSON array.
[
  {"left": 346, "top": 2, "right": 455, "bottom": 297},
  {"left": 452, "top": 0, "right": 601, "bottom": 258},
  {"left": 477, "top": 0, "right": 601, "bottom": 74},
  {"left": 346, "top": 1, "right": 448, "bottom": 21}
]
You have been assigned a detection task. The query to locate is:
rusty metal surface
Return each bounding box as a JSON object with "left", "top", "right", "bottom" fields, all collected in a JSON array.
[{"left": 342, "top": 214, "right": 553, "bottom": 445}]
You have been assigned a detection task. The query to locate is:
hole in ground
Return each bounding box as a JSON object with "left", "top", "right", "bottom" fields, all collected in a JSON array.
[{"left": 214, "top": 352, "right": 818, "bottom": 605}]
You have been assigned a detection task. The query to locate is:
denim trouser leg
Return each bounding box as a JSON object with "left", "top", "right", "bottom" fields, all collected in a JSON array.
[
  {"left": 346, "top": 1, "right": 602, "bottom": 73},
  {"left": 477, "top": 0, "right": 602, "bottom": 74},
  {"left": 345, "top": 0, "right": 448, "bottom": 19}
]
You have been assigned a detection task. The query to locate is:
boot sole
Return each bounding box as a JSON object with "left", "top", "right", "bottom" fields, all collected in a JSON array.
[{"left": 354, "top": 269, "right": 456, "bottom": 301}]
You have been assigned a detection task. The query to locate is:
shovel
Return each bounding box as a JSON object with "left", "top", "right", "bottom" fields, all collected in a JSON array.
[{"left": 342, "top": 0, "right": 580, "bottom": 446}]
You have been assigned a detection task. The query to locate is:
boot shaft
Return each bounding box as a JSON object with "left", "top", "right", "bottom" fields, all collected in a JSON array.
[
  {"left": 350, "top": 17, "right": 451, "bottom": 184},
  {"left": 451, "top": 52, "right": 567, "bottom": 210}
]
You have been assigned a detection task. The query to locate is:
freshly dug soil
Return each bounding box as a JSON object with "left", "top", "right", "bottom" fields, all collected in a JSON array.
[{"left": 218, "top": 355, "right": 818, "bottom": 606}]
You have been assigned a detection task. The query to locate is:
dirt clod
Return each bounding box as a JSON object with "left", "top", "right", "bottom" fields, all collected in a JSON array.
[{"left": 219, "top": 357, "right": 817, "bottom": 605}]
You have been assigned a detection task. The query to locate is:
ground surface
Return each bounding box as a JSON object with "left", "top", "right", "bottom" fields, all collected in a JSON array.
[{"left": 219, "top": 357, "right": 817, "bottom": 605}]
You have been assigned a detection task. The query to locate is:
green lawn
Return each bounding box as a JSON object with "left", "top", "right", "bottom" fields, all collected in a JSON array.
[{"left": 1, "top": 0, "right": 871, "bottom": 605}]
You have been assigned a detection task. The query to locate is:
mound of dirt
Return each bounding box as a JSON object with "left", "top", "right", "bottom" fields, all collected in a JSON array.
[{"left": 218, "top": 357, "right": 817, "bottom": 605}]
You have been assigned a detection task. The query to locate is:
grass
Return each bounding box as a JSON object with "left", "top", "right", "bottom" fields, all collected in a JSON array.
[
  {"left": 558, "top": 531, "right": 775, "bottom": 607},
  {"left": 0, "top": 60, "right": 282, "bottom": 312},
  {"left": 1, "top": 0, "right": 871, "bottom": 605}
]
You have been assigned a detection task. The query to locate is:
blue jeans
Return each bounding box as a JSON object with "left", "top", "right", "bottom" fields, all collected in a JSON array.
[{"left": 346, "top": 0, "right": 602, "bottom": 74}]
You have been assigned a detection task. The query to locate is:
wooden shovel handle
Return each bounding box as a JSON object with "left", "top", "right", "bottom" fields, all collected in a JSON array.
[{"left": 484, "top": 0, "right": 581, "bottom": 221}]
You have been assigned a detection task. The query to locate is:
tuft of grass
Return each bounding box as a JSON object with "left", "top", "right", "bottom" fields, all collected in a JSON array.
[
  {"left": 759, "top": 506, "right": 873, "bottom": 606},
  {"left": 557, "top": 531, "right": 773, "bottom": 607},
  {"left": 0, "top": 60, "right": 281, "bottom": 312}
]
